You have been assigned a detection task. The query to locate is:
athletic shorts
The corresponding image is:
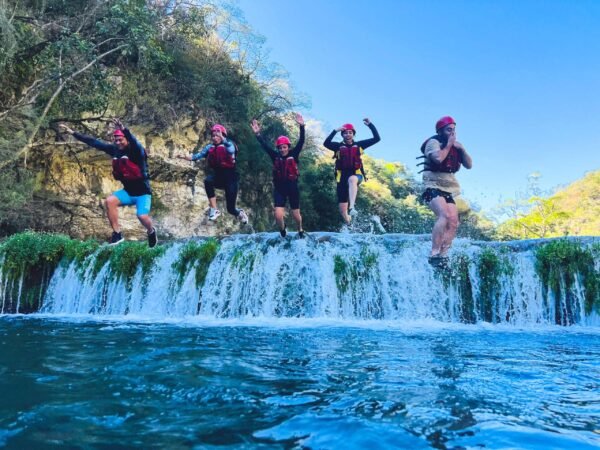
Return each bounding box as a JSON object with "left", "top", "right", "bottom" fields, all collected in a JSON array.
[
  {"left": 273, "top": 180, "right": 300, "bottom": 209},
  {"left": 421, "top": 188, "right": 455, "bottom": 205},
  {"left": 336, "top": 173, "right": 363, "bottom": 203},
  {"left": 113, "top": 189, "right": 152, "bottom": 216}
]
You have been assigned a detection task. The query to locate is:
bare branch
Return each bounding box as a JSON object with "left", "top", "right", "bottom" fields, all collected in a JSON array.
[{"left": 0, "top": 43, "right": 128, "bottom": 170}]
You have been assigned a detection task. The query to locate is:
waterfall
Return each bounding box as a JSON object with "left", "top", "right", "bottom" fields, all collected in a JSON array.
[{"left": 8, "top": 233, "right": 592, "bottom": 326}]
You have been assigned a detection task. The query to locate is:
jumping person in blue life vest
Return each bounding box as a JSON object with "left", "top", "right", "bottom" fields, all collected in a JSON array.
[
  {"left": 177, "top": 124, "right": 248, "bottom": 225},
  {"left": 251, "top": 113, "right": 306, "bottom": 238},
  {"left": 59, "top": 120, "right": 157, "bottom": 247},
  {"left": 418, "top": 116, "right": 473, "bottom": 266},
  {"left": 323, "top": 118, "right": 380, "bottom": 225}
]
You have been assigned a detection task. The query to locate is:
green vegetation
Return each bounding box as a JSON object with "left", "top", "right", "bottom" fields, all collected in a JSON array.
[
  {"left": 535, "top": 240, "right": 600, "bottom": 322},
  {"left": 0, "top": 231, "right": 98, "bottom": 278},
  {"left": 475, "top": 248, "right": 515, "bottom": 322},
  {"left": 171, "top": 239, "right": 220, "bottom": 288},
  {"left": 0, "top": 0, "right": 493, "bottom": 238},
  {"left": 0, "top": 231, "right": 100, "bottom": 311},
  {"left": 333, "top": 246, "right": 379, "bottom": 294},
  {"left": 108, "top": 241, "right": 166, "bottom": 288},
  {"left": 497, "top": 170, "right": 600, "bottom": 239}
]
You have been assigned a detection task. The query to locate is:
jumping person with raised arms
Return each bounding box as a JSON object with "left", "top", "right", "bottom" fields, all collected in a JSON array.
[
  {"left": 177, "top": 124, "right": 248, "bottom": 225},
  {"left": 59, "top": 120, "right": 157, "bottom": 247},
  {"left": 251, "top": 113, "right": 306, "bottom": 238},
  {"left": 323, "top": 118, "right": 380, "bottom": 225},
  {"left": 418, "top": 116, "right": 473, "bottom": 266}
]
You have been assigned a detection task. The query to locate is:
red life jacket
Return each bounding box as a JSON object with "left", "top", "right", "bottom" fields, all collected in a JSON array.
[
  {"left": 273, "top": 156, "right": 299, "bottom": 181},
  {"left": 417, "top": 136, "right": 461, "bottom": 174},
  {"left": 112, "top": 156, "right": 144, "bottom": 181},
  {"left": 336, "top": 143, "right": 363, "bottom": 171},
  {"left": 207, "top": 144, "right": 236, "bottom": 169}
]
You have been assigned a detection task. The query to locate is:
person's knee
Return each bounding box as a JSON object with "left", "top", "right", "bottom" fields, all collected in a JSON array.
[
  {"left": 105, "top": 195, "right": 119, "bottom": 209},
  {"left": 137, "top": 214, "right": 150, "bottom": 221},
  {"left": 446, "top": 211, "right": 459, "bottom": 230}
]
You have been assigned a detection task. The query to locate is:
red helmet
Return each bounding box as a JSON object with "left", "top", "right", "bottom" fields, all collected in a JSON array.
[
  {"left": 275, "top": 136, "right": 291, "bottom": 147},
  {"left": 211, "top": 124, "right": 227, "bottom": 136},
  {"left": 341, "top": 123, "right": 355, "bottom": 134},
  {"left": 113, "top": 129, "right": 125, "bottom": 138},
  {"left": 435, "top": 116, "right": 456, "bottom": 132}
]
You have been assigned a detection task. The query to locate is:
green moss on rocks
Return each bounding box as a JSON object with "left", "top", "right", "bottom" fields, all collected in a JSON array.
[
  {"left": 535, "top": 239, "right": 600, "bottom": 322},
  {"left": 171, "top": 239, "right": 220, "bottom": 288}
]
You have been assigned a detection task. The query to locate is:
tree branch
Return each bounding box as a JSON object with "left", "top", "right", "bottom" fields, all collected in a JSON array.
[{"left": 0, "top": 43, "right": 128, "bottom": 170}]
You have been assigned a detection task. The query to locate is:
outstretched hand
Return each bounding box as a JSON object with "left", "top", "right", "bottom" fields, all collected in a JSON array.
[
  {"left": 58, "top": 123, "right": 74, "bottom": 135},
  {"left": 295, "top": 113, "right": 305, "bottom": 126},
  {"left": 363, "top": 118, "right": 371, "bottom": 126},
  {"left": 176, "top": 154, "right": 192, "bottom": 161},
  {"left": 251, "top": 119, "right": 261, "bottom": 135},
  {"left": 112, "top": 118, "right": 124, "bottom": 130}
]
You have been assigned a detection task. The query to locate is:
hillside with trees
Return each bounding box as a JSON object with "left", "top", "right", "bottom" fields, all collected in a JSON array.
[
  {"left": 496, "top": 170, "right": 600, "bottom": 239},
  {"left": 0, "top": 0, "right": 488, "bottom": 239}
]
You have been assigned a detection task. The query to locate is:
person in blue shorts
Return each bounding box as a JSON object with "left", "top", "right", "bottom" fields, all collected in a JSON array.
[{"left": 59, "top": 120, "right": 157, "bottom": 247}]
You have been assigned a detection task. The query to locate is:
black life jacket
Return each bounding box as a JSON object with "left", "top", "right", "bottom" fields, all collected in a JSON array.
[
  {"left": 417, "top": 136, "right": 461, "bottom": 174},
  {"left": 112, "top": 156, "right": 144, "bottom": 181},
  {"left": 273, "top": 156, "right": 299, "bottom": 181},
  {"left": 334, "top": 142, "right": 367, "bottom": 180},
  {"left": 207, "top": 143, "right": 236, "bottom": 169}
]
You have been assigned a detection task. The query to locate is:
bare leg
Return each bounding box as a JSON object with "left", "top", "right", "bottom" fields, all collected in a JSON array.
[
  {"left": 440, "top": 203, "right": 459, "bottom": 256},
  {"left": 291, "top": 208, "right": 303, "bottom": 231},
  {"left": 274, "top": 207, "right": 286, "bottom": 231},
  {"left": 339, "top": 202, "right": 350, "bottom": 224},
  {"left": 208, "top": 197, "right": 217, "bottom": 209},
  {"left": 105, "top": 195, "right": 122, "bottom": 232},
  {"left": 428, "top": 197, "right": 452, "bottom": 257},
  {"left": 137, "top": 214, "right": 154, "bottom": 234},
  {"left": 348, "top": 175, "right": 359, "bottom": 210}
]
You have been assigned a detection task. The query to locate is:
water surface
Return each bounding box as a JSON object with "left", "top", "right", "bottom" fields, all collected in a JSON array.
[{"left": 1, "top": 316, "right": 599, "bottom": 449}]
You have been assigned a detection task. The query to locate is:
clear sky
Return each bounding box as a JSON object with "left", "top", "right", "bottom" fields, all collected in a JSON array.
[{"left": 234, "top": 0, "right": 600, "bottom": 215}]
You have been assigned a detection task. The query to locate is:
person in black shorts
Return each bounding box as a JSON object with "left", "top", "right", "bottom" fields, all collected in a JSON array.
[
  {"left": 251, "top": 113, "right": 305, "bottom": 238},
  {"left": 177, "top": 124, "right": 248, "bottom": 225},
  {"left": 419, "top": 116, "right": 473, "bottom": 265},
  {"left": 323, "top": 118, "right": 380, "bottom": 225}
]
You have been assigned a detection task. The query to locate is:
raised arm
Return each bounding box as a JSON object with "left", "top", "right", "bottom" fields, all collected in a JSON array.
[
  {"left": 291, "top": 113, "right": 305, "bottom": 157},
  {"left": 60, "top": 123, "right": 116, "bottom": 155},
  {"left": 251, "top": 119, "right": 278, "bottom": 159},
  {"left": 356, "top": 118, "right": 380, "bottom": 150},
  {"left": 323, "top": 128, "right": 341, "bottom": 151},
  {"left": 122, "top": 127, "right": 146, "bottom": 159}
]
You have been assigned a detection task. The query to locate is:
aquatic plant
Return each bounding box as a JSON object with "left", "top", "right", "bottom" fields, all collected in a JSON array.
[
  {"left": 171, "top": 239, "right": 220, "bottom": 288},
  {"left": 108, "top": 242, "right": 166, "bottom": 288},
  {"left": 535, "top": 239, "right": 600, "bottom": 322},
  {"left": 476, "top": 248, "right": 515, "bottom": 322},
  {"left": 333, "top": 247, "right": 379, "bottom": 295},
  {"left": 0, "top": 232, "right": 102, "bottom": 311}
]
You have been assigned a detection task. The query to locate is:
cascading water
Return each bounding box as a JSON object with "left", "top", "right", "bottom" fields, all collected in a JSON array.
[{"left": 11, "top": 233, "right": 594, "bottom": 326}]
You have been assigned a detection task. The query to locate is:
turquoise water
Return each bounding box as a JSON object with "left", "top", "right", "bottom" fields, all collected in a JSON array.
[{"left": 1, "top": 316, "right": 599, "bottom": 449}]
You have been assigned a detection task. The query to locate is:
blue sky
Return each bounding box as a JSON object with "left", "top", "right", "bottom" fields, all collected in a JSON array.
[{"left": 235, "top": 0, "right": 600, "bottom": 214}]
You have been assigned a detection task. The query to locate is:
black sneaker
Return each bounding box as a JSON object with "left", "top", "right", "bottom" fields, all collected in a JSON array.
[
  {"left": 428, "top": 255, "right": 449, "bottom": 269},
  {"left": 298, "top": 230, "right": 306, "bottom": 239},
  {"left": 110, "top": 231, "right": 124, "bottom": 246},
  {"left": 279, "top": 226, "right": 287, "bottom": 238},
  {"left": 148, "top": 228, "right": 158, "bottom": 248}
]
